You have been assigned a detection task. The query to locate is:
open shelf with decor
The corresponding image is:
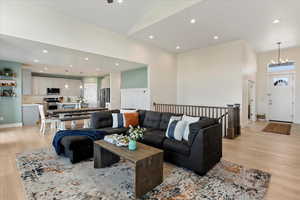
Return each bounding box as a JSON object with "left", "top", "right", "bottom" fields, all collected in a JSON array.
[
  {"left": 0, "top": 68, "right": 17, "bottom": 98},
  {"left": 0, "top": 74, "right": 17, "bottom": 79},
  {"left": 0, "top": 88, "right": 17, "bottom": 97},
  {"left": 0, "top": 68, "right": 17, "bottom": 78},
  {"left": 0, "top": 79, "right": 17, "bottom": 87}
]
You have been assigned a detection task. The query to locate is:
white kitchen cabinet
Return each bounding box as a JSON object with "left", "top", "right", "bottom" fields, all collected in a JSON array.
[
  {"left": 40, "top": 77, "right": 50, "bottom": 95},
  {"left": 22, "top": 69, "right": 32, "bottom": 95},
  {"left": 22, "top": 104, "right": 40, "bottom": 126},
  {"left": 32, "top": 76, "right": 40, "bottom": 95},
  {"left": 33, "top": 76, "right": 48, "bottom": 95},
  {"left": 31, "top": 76, "right": 82, "bottom": 96},
  {"left": 54, "top": 78, "right": 64, "bottom": 90}
]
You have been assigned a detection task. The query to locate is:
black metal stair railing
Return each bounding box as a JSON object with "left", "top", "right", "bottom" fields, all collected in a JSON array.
[{"left": 153, "top": 102, "right": 241, "bottom": 139}]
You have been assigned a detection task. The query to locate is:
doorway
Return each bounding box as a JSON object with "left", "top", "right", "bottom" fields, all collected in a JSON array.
[
  {"left": 267, "top": 73, "right": 295, "bottom": 122},
  {"left": 248, "top": 80, "right": 256, "bottom": 122}
]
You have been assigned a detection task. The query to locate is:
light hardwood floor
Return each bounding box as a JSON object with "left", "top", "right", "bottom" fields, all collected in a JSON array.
[{"left": 0, "top": 122, "right": 299, "bottom": 200}]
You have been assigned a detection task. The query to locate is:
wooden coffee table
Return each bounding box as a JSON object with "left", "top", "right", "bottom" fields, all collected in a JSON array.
[{"left": 94, "top": 140, "right": 163, "bottom": 198}]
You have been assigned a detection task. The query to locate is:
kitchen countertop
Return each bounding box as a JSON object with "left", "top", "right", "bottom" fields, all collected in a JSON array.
[
  {"left": 22, "top": 104, "right": 40, "bottom": 107},
  {"left": 57, "top": 102, "right": 80, "bottom": 104}
]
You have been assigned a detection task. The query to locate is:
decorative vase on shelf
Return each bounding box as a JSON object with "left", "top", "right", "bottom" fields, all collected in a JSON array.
[{"left": 128, "top": 140, "right": 137, "bottom": 151}]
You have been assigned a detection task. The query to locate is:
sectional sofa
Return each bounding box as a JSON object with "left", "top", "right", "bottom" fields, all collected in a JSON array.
[{"left": 59, "top": 110, "right": 222, "bottom": 175}]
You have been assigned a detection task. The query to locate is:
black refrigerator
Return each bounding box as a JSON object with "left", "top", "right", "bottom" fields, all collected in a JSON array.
[{"left": 99, "top": 88, "right": 110, "bottom": 108}]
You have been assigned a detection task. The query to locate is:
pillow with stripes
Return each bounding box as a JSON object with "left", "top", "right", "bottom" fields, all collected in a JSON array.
[
  {"left": 166, "top": 120, "right": 188, "bottom": 141},
  {"left": 165, "top": 116, "right": 182, "bottom": 135},
  {"left": 112, "top": 113, "right": 124, "bottom": 128},
  {"left": 182, "top": 115, "right": 200, "bottom": 141}
]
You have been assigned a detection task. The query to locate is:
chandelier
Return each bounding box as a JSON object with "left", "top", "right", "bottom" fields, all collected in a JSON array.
[{"left": 269, "top": 42, "right": 290, "bottom": 66}]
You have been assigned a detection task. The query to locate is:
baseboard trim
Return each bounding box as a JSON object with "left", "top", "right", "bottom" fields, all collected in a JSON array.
[{"left": 0, "top": 123, "right": 23, "bottom": 129}]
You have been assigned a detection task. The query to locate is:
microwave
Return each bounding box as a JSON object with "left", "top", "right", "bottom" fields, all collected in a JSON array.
[{"left": 47, "top": 88, "right": 60, "bottom": 95}]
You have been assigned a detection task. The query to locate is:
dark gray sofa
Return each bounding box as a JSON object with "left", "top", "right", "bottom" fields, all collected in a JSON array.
[
  {"left": 137, "top": 110, "right": 222, "bottom": 175},
  {"left": 59, "top": 110, "right": 222, "bottom": 175}
]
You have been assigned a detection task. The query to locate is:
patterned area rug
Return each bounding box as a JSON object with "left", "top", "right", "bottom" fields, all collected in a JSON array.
[
  {"left": 263, "top": 122, "right": 291, "bottom": 135},
  {"left": 16, "top": 148, "right": 271, "bottom": 200}
]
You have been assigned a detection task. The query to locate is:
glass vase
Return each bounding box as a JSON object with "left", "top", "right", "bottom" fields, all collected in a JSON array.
[{"left": 128, "top": 140, "right": 137, "bottom": 151}]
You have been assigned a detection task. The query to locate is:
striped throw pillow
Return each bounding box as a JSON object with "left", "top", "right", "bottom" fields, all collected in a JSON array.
[
  {"left": 182, "top": 115, "right": 200, "bottom": 141},
  {"left": 112, "top": 113, "right": 124, "bottom": 128},
  {"left": 166, "top": 120, "right": 187, "bottom": 141}
]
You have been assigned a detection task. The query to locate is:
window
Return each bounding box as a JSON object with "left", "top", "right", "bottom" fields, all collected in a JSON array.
[
  {"left": 273, "top": 77, "right": 288, "bottom": 87},
  {"left": 268, "top": 62, "right": 295, "bottom": 72}
]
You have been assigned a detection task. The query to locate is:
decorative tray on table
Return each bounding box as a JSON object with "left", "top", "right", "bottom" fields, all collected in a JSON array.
[{"left": 104, "top": 134, "right": 129, "bottom": 147}]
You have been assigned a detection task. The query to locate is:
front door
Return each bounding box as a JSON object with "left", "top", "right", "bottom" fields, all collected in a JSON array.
[{"left": 268, "top": 73, "right": 295, "bottom": 122}]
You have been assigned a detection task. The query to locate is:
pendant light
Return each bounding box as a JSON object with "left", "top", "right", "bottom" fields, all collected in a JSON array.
[{"left": 270, "top": 42, "right": 289, "bottom": 66}]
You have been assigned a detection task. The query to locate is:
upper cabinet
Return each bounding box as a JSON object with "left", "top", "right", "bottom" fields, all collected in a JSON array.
[
  {"left": 32, "top": 76, "right": 47, "bottom": 95},
  {"left": 31, "top": 76, "right": 82, "bottom": 96},
  {"left": 22, "top": 69, "right": 32, "bottom": 95}
]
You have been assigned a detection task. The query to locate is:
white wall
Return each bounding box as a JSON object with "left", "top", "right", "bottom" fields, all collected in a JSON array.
[
  {"left": 241, "top": 43, "right": 258, "bottom": 124},
  {"left": 257, "top": 47, "right": 300, "bottom": 123},
  {"left": 177, "top": 40, "right": 244, "bottom": 106},
  {"left": 110, "top": 72, "right": 121, "bottom": 109},
  {"left": 101, "top": 76, "right": 110, "bottom": 89},
  {"left": 177, "top": 40, "right": 257, "bottom": 126},
  {"left": 0, "top": 2, "right": 177, "bottom": 106}
]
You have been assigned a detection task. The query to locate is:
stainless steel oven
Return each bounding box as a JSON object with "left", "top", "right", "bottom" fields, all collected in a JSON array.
[{"left": 43, "top": 98, "right": 59, "bottom": 110}]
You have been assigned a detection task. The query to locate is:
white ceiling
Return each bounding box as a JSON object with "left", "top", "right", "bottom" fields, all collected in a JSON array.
[
  {"left": 1, "top": 0, "right": 300, "bottom": 57},
  {"left": 4, "top": 0, "right": 300, "bottom": 53},
  {"left": 131, "top": 0, "right": 300, "bottom": 52},
  {"left": 0, "top": 35, "right": 145, "bottom": 76},
  {"left": 7, "top": 0, "right": 201, "bottom": 35}
]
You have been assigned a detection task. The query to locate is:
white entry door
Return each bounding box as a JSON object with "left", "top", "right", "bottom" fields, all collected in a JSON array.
[{"left": 268, "top": 73, "right": 295, "bottom": 122}]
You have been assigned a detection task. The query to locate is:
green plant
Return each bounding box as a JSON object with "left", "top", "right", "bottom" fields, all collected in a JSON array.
[
  {"left": 77, "top": 96, "right": 86, "bottom": 104},
  {"left": 128, "top": 125, "right": 145, "bottom": 141}
]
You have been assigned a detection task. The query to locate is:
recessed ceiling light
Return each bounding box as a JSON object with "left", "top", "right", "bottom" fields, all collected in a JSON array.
[
  {"left": 273, "top": 19, "right": 280, "bottom": 24},
  {"left": 84, "top": 57, "right": 89, "bottom": 61},
  {"left": 34, "top": 59, "right": 39, "bottom": 63},
  {"left": 117, "top": 0, "right": 123, "bottom": 3},
  {"left": 213, "top": 35, "right": 219, "bottom": 40},
  {"left": 42, "top": 49, "right": 48, "bottom": 53},
  {"left": 115, "top": 62, "right": 120, "bottom": 66},
  {"left": 190, "top": 19, "right": 196, "bottom": 24},
  {"left": 69, "top": 65, "right": 73, "bottom": 68},
  {"left": 176, "top": 46, "right": 181, "bottom": 50},
  {"left": 149, "top": 35, "right": 154, "bottom": 39}
]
